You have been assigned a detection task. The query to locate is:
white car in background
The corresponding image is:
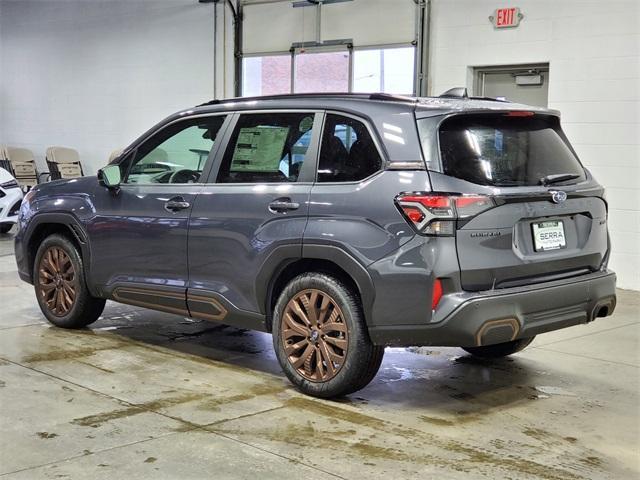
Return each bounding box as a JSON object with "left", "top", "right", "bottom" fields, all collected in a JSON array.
[{"left": 0, "top": 167, "right": 23, "bottom": 234}]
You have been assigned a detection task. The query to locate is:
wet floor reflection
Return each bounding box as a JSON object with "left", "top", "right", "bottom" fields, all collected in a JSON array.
[{"left": 93, "top": 302, "right": 542, "bottom": 415}]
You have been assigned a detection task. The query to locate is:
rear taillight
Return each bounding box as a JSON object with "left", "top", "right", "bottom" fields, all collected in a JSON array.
[{"left": 395, "top": 193, "right": 495, "bottom": 235}]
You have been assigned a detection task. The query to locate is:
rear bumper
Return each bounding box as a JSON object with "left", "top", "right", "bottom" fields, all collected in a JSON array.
[{"left": 368, "top": 270, "right": 617, "bottom": 347}]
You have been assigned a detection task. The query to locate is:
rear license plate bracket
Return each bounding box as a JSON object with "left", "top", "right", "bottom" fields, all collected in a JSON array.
[{"left": 532, "top": 220, "right": 566, "bottom": 252}]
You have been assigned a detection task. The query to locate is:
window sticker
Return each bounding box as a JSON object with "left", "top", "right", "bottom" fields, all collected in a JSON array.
[{"left": 230, "top": 126, "right": 289, "bottom": 172}]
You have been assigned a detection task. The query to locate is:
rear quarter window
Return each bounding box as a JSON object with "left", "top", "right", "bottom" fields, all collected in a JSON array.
[{"left": 431, "top": 113, "right": 586, "bottom": 187}]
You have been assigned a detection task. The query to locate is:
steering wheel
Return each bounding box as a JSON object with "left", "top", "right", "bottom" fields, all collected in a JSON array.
[{"left": 169, "top": 169, "right": 200, "bottom": 184}]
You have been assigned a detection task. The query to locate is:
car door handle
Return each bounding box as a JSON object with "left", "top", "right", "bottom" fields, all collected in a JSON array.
[
  {"left": 164, "top": 197, "right": 191, "bottom": 212},
  {"left": 269, "top": 198, "right": 300, "bottom": 213}
]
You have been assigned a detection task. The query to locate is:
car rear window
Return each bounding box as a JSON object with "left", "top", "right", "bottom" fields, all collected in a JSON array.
[{"left": 432, "top": 113, "right": 586, "bottom": 187}]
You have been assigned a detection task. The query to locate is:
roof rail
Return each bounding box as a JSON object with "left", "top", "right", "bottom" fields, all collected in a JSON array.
[
  {"left": 197, "top": 92, "right": 365, "bottom": 107},
  {"left": 439, "top": 87, "right": 469, "bottom": 99},
  {"left": 196, "top": 92, "right": 418, "bottom": 107}
]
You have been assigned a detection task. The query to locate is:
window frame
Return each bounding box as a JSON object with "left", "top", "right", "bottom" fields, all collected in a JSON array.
[
  {"left": 315, "top": 110, "right": 387, "bottom": 185},
  {"left": 118, "top": 113, "right": 232, "bottom": 186},
  {"left": 205, "top": 109, "right": 324, "bottom": 186}
]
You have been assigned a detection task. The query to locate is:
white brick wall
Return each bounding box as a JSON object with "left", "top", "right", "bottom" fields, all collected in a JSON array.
[
  {"left": 430, "top": 0, "right": 640, "bottom": 290},
  {"left": 0, "top": 0, "right": 216, "bottom": 175}
]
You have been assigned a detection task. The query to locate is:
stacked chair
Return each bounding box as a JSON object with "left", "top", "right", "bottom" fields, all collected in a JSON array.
[
  {"left": 4, "top": 146, "right": 41, "bottom": 190},
  {"left": 0, "top": 144, "right": 86, "bottom": 189},
  {"left": 45, "top": 146, "right": 84, "bottom": 180}
]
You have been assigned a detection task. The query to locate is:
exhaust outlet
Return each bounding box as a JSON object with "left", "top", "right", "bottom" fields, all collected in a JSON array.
[
  {"left": 590, "top": 296, "right": 616, "bottom": 322},
  {"left": 475, "top": 318, "right": 520, "bottom": 346}
]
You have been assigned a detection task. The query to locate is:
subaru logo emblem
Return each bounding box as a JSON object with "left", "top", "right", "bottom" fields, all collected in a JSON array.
[{"left": 550, "top": 191, "right": 567, "bottom": 204}]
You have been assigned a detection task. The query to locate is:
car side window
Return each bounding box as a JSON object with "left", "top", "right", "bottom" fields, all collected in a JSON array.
[
  {"left": 318, "top": 114, "right": 382, "bottom": 182},
  {"left": 123, "top": 116, "right": 226, "bottom": 184},
  {"left": 216, "top": 112, "right": 315, "bottom": 184}
]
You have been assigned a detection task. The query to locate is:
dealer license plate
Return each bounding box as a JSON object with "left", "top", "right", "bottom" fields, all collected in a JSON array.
[{"left": 532, "top": 220, "right": 566, "bottom": 251}]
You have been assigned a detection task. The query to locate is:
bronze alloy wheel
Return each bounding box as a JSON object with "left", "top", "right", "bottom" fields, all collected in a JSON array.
[
  {"left": 281, "top": 288, "right": 349, "bottom": 382},
  {"left": 37, "top": 246, "right": 77, "bottom": 317}
]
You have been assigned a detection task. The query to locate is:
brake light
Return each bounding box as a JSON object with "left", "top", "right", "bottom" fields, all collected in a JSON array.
[
  {"left": 432, "top": 278, "right": 443, "bottom": 310},
  {"left": 396, "top": 193, "right": 495, "bottom": 235},
  {"left": 505, "top": 111, "right": 534, "bottom": 117}
]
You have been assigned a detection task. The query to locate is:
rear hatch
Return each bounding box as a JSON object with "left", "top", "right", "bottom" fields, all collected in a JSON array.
[{"left": 420, "top": 112, "right": 608, "bottom": 291}]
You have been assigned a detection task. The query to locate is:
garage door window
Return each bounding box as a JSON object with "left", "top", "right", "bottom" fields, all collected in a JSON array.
[
  {"left": 243, "top": 55, "right": 292, "bottom": 96},
  {"left": 353, "top": 47, "right": 415, "bottom": 95},
  {"left": 241, "top": 46, "right": 416, "bottom": 96},
  {"left": 294, "top": 51, "right": 350, "bottom": 93}
]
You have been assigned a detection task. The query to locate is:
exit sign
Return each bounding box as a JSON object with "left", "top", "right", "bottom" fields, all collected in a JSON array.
[{"left": 491, "top": 7, "right": 522, "bottom": 28}]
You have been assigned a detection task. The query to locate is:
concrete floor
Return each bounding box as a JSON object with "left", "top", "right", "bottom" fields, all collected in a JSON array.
[{"left": 0, "top": 229, "right": 638, "bottom": 480}]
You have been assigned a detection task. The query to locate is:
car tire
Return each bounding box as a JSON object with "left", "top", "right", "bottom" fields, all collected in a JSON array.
[
  {"left": 273, "top": 272, "right": 384, "bottom": 398},
  {"left": 33, "top": 234, "right": 106, "bottom": 329},
  {"left": 0, "top": 223, "right": 12, "bottom": 234},
  {"left": 462, "top": 337, "right": 535, "bottom": 359}
]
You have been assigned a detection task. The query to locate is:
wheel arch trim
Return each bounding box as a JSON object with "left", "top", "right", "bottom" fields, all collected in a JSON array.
[
  {"left": 258, "top": 244, "right": 376, "bottom": 328},
  {"left": 23, "top": 212, "right": 97, "bottom": 296}
]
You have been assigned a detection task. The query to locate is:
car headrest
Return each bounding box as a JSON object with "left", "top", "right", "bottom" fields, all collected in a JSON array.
[
  {"left": 348, "top": 139, "right": 377, "bottom": 170},
  {"left": 321, "top": 136, "right": 348, "bottom": 164}
]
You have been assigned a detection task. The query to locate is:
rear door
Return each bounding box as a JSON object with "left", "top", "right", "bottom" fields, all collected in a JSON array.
[
  {"left": 305, "top": 112, "right": 413, "bottom": 266},
  {"left": 186, "top": 110, "right": 321, "bottom": 327},
  {"left": 425, "top": 112, "right": 608, "bottom": 290}
]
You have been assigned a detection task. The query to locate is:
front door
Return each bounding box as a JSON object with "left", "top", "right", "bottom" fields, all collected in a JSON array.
[
  {"left": 187, "top": 111, "right": 321, "bottom": 329},
  {"left": 87, "top": 114, "right": 229, "bottom": 314}
]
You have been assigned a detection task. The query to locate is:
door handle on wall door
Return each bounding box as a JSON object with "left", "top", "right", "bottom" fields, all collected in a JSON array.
[{"left": 164, "top": 196, "right": 191, "bottom": 212}]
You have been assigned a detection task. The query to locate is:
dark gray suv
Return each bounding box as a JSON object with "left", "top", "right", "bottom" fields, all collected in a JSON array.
[{"left": 15, "top": 92, "right": 617, "bottom": 398}]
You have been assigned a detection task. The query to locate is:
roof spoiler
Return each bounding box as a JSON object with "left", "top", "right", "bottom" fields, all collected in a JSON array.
[{"left": 439, "top": 87, "right": 469, "bottom": 99}]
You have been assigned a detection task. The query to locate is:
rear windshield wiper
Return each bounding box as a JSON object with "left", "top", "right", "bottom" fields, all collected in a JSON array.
[{"left": 539, "top": 173, "right": 580, "bottom": 186}]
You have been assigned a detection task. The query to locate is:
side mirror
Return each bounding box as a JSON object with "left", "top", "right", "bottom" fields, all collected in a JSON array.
[{"left": 98, "top": 164, "right": 121, "bottom": 189}]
